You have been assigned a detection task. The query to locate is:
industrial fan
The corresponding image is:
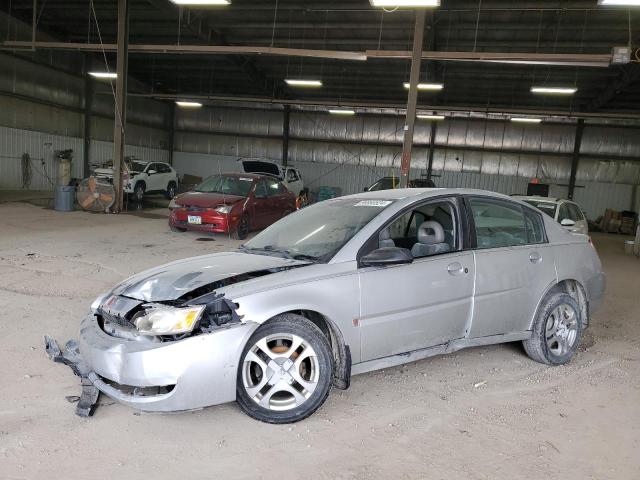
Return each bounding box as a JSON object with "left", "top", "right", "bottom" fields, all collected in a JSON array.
[{"left": 76, "top": 176, "right": 116, "bottom": 212}]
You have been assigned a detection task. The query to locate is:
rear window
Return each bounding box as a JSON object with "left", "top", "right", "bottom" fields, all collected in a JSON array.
[{"left": 523, "top": 200, "right": 557, "bottom": 218}]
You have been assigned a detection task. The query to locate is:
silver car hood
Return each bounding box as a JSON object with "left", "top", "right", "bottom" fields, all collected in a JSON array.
[{"left": 111, "top": 251, "right": 308, "bottom": 302}]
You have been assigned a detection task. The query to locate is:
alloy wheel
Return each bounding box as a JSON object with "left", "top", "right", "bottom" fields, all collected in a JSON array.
[
  {"left": 242, "top": 333, "right": 319, "bottom": 411},
  {"left": 545, "top": 303, "right": 579, "bottom": 356}
]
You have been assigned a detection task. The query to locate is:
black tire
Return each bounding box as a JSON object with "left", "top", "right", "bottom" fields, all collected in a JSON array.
[
  {"left": 236, "top": 314, "right": 334, "bottom": 424},
  {"left": 523, "top": 292, "right": 583, "bottom": 365},
  {"left": 133, "top": 182, "right": 145, "bottom": 202},
  {"left": 165, "top": 181, "right": 177, "bottom": 199},
  {"left": 170, "top": 226, "right": 186, "bottom": 233},
  {"left": 232, "top": 214, "right": 250, "bottom": 240}
]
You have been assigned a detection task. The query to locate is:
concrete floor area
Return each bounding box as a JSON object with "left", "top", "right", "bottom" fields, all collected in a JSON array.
[{"left": 0, "top": 201, "right": 638, "bottom": 480}]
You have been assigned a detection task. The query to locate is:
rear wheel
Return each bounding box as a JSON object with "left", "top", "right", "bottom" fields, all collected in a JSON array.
[
  {"left": 232, "top": 214, "right": 250, "bottom": 240},
  {"left": 236, "top": 314, "right": 333, "bottom": 423},
  {"left": 165, "top": 181, "right": 177, "bottom": 199},
  {"left": 523, "top": 293, "right": 582, "bottom": 365}
]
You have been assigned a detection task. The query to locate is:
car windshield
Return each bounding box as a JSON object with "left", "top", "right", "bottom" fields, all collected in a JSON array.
[
  {"left": 195, "top": 175, "right": 255, "bottom": 197},
  {"left": 523, "top": 200, "right": 557, "bottom": 218},
  {"left": 127, "top": 161, "right": 147, "bottom": 173},
  {"left": 242, "top": 198, "right": 395, "bottom": 261}
]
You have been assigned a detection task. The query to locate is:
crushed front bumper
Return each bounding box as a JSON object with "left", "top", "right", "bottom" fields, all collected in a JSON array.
[{"left": 45, "top": 314, "right": 258, "bottom": 416}]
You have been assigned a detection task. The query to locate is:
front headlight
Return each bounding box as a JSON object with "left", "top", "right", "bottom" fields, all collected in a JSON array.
[
  {"left": 215, "top": 204, "right": 232, "bottom": 214},
  {"left": 134, "top": 304, "right": 205, "bottom": 336}
]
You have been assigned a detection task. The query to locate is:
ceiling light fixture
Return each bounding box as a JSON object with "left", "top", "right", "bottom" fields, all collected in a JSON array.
[
  {"left": 169, "top": 0, "right": 230, "bottom": 5},
  {"left": 329, "top": 109, "right": 356, "bottom": 115},
  {"left": 403, "top": 82, "right": 444, "bottom": 91},
  {"left": 597, "top": 0, "right": 640, "bottom": 6},
  {"left": 175, "top": 101, "right": 203, "bottom": 108},
  {"left": 370, "top": 0, "right": 440, "bottom": 7},
  {"left": 88, "top": 71, "right": 117, "bottom": 79},
  {"left": 511, "top": 117, "right": 542, "bottom": 124},
  {"left": 531, "top": 86, "right": 577, "bottom": 95},
  {"left": 417, "top": 114, "right": 445, "bottom": 120},
  {"left": 285, "top": 79, "right": 323, "bottom": 88}
]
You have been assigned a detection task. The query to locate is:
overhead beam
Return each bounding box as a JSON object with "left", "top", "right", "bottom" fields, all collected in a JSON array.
[
  {"left": 399, "top": 10, "right": 426, "bottom": 188},
  {"left": 367, "top": 50, "right": 612, "bottom": 67},
  {"left": 112, "top": 0, "right": 129, "bottom": 213},
  {"left": 2, "top": 41, "right": 611, "bottom": 67}
]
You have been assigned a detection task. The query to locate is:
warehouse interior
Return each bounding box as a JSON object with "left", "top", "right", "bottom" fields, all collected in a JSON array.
[{"left": 1, "top": 1, "right": 639, "bottom": 479}]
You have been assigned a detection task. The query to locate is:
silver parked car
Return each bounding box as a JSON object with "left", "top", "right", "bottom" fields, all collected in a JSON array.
[
  {"left": 46, "top": 188, "right": 605, "bottom": 423},
  {"left": 515, "top": 196, "right": 589, "bottom": 235}
]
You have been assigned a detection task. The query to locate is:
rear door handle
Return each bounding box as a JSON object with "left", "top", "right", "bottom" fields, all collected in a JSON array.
[
  {"left": 447, "top": 262, "right": 465, "bottom": 276},
  {"left": 529, "top": 252, "right": 542, "bottom": 264}
]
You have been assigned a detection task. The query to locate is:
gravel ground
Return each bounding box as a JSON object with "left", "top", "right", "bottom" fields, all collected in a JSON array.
[{"left": 0, "top": 202, "right": 638, "bottom": 480}]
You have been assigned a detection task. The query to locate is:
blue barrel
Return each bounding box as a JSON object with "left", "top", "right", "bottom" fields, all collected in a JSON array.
[{"left": 54, "top": 185, "right": 75, "bottom": 211}]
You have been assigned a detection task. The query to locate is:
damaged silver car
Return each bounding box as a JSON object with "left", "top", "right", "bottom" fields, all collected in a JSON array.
[{"left": 46, "top": 188, "right": 605, "bottom": 423}]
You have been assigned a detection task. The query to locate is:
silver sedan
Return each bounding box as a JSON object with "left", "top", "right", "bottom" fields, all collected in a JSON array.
[{"left": 46, "top": 188, "right": 605, "bottom": 423}]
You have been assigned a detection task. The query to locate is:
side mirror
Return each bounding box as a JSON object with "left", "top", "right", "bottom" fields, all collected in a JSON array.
[
  {"left": 560, "top": 218, "right": 576, "bottom": 227},
  {"left": 147, "top": 169, "right": 157, "bottom": 175},
  {"left": 361, "top": 247, "right": 413, "bottom": 267}
]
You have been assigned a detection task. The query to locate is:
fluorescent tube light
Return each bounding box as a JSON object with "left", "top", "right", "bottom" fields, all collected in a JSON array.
[
  {"left": 598, "top": 1, "right": 640, "bottom": 6},
  {"left": 88, "top": 72, "right": 117, "bottom": 79},
  {"left": 531, "top": 86, "right": 577, "bottom": 95},
  {"left": 170, "top": 0, "right": 230, "bottom": 5},
  {"left": 417, "top": 114, "right": 445, "bottom": 120},
  {"left": 511, "top": 117, "right": 542, "bottom": 124},
  {"left": 329, "top": 109, "right": 356, "bottom": 115},
  {"left": 175, "top": 101, "right": 203, "bottom": 108},
  {"left": 285, "top": 79, "right": 323, "bottom": 88},
  {"left": 403, "top": 82, "right": 444, "bottom": 91},
  {"left": 371, "top": 0, "right": 440, "bottom": 6}
]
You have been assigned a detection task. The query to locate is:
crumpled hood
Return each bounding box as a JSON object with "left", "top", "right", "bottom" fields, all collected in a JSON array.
[{"left": 111, "top": 251, "right": 308, "bottom": 302}]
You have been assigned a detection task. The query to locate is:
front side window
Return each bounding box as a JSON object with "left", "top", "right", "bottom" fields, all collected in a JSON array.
[
  {"left": 378, "top": 200, "right": 457, "bottom": 258},
  {"left": 558, "top": 203, "right": 571, "bottom": 223},
  {"left": 568, "top": 203, "right": 584, "bottom": 221},
  {"left": 286, "top": 169, "right": 299, "bottom": 182},
  {"left": 469, "top": 197, "right": 528, "bottom": 249},
  {"left": 243, "top": 198, "right": 394, "bottom": 261}
]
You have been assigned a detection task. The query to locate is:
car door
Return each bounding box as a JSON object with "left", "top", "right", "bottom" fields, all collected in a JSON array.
[
  {"left": 358, "top": 197, "right": 475, "bottom": 361},
  {"left": 250, "top": 180, "right": 272, "bottom": 229},
  {"left": 155, "top": 163, "right": 172, "bottom": 191},
  {"left": 467, "top": 196, "right": 556, "bottom": 338},
  {"left": 144, "top": 163, "right": 162, "bottom": 191}
]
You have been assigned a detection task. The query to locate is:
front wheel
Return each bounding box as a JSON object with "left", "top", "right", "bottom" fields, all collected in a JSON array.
[
  {"left": 232, "top": 214, "right": 250, "bottom": 240},
  {"left": 236, "top": 314, "right": 334, "bottom": 423},
  {"left": 133, "top": 182, "right": 145, "bottom": 203},
  {"left": 523, "top": 292, "right": 583, "bottom": 365}
]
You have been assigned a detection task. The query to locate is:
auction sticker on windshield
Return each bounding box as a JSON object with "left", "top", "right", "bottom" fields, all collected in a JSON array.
[{"left": 354, "top": 200, "right": 393, "bottom": 207}]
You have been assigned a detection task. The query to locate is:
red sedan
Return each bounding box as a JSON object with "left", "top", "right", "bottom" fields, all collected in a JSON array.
[{"left": 169, "top": 173, "right": 296, "bottom": 239}]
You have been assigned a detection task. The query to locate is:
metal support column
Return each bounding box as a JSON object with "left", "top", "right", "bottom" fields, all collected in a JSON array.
[
  {"left": 112, "top": 0, "right": 129, "bottom": 212},
  {"left": 426, "top": 120, "right": 437, "bottom": 181},
  {"left": 168, "top": 102, "right": 175, "bottom": 166},
  {"left": 82, "top": 54, "right": 93, "bottom": 178},
  {"left": 399, "top": 10, "right": 426, "bottom": 188},
  {"left": 568, "top": 119, "right": 585, "bottom": 200},
  {"left": 282, "top": 105, "right": 290, "bottom": 167}
]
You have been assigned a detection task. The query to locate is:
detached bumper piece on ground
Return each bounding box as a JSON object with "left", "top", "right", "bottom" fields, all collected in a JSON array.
[{"left": 44, "top": 336, "right": 100, "bottom": 417}]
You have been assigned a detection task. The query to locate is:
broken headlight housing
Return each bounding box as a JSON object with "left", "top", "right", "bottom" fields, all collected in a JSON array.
[{"left": 134, "top": 304, "right": 205, "bottom": 336}]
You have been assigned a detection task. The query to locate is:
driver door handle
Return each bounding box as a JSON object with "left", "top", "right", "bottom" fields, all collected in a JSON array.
[{"left": 447, "top": 262, "right": 465, "bottom": 276}]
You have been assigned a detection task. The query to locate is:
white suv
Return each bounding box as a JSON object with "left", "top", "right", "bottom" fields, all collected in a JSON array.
[
  {"left": 94, "top": 160, "right": 179, "bottom": 202},
  {"left": 516, "top": 196, "right": 588, "bottom": 235}
]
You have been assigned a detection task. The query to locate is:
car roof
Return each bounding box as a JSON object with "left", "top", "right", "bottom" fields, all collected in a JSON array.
[
  {"left": 343, "top": 188, "right": 515, "bottom": 202},
  {"left": 513, "top": 195, "right": 566, "bottom": 204}
]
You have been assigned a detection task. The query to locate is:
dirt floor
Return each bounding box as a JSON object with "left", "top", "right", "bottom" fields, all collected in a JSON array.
[{"left": 0, "top": 201, "right": 638, "bottom": 480}]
